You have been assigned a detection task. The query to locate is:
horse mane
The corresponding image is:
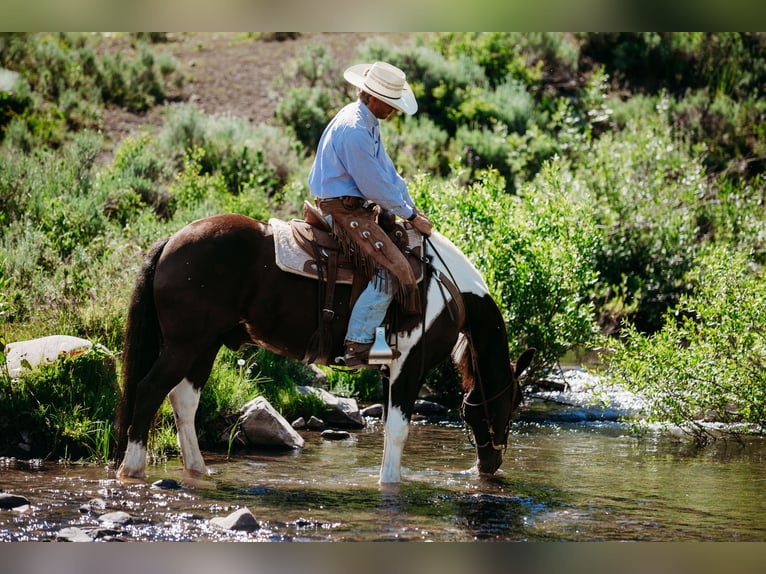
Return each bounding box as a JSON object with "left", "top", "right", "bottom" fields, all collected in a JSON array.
[
  {"left": 452, "top": 333, "right": 476, "bottom": 393},
  {"left": 452, "top": 292, "right": 515, "bottom": 401}
]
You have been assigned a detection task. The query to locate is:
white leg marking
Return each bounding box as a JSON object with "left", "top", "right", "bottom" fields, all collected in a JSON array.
[
  {"left": 118, "top": 440, "right": 147, "bottom": 479},
  {"left": 380, "top": 405, "right": 409, "bottom": 484},
  {"left": 168, "top": 378, "right": 207, "bottom": 476}
]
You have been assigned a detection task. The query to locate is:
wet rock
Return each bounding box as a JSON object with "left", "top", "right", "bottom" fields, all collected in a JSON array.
[
  {"left": 295, "top": 386, "right": 364, "bottom": 428},
  {"left": 152, "top": 478, "right": 182, "bottom": 490},
  {"left": 321, "top": 429, "right": 351, "bottom": 441},
  {"left": 57, "top": 526, "right": 93, "bottom": 542},
  {"left": 79, "top": 497, "right": 106, "bottom": 515},
  {"left": 361, "top": 403, "right": 383, "bottom": 418},
  {"left": 306, "top": 415, "right": 325, "bottom": 430},
  {"left": 4, "top": 335, "right": 96, "bottom": 376},
  {"left": 98, "top": 510, "right": 133, "bottom": 526},
  {"left": 0, "top": 492, "right": 30, "bottom": 509},
  {"left": 210, "top": 507, "right": 260, "bottom": 531},
  {"left": 291, "top": 417, "right": 306, "bottom": 429},
  {"left": 414, "top": 399, "right": 448, "bottom": 416},
  {"left": 239, "top": 396, "right": 305, "bottom": 449}
]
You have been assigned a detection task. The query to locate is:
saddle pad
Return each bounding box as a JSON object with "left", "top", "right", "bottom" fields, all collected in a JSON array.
[
  {"left": 270, "top": 218, "right": 355, "bottom": 284},
  {"left": 270, "top": 217, "right": 425, "bottom": 284}
]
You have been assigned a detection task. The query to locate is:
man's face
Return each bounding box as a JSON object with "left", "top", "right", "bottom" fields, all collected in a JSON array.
[{"left": 368, "top": 96, "right": 398, "bottom": 120}]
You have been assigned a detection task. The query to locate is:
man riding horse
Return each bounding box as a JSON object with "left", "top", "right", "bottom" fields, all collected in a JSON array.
[{"left": 308, "top": 61, "right": 434, "bottom": 367}]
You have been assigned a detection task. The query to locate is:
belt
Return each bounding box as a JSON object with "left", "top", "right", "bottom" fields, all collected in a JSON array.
[{"left": 317, "top": 196, "right": 367, "bottom": 211}]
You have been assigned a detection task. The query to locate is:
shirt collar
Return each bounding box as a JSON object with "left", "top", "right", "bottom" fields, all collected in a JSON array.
[{"left": 357, "top": 99, "right": 379, "bottom": 131}]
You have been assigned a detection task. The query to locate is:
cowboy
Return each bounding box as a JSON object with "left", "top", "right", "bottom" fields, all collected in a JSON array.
[{"left": 308, "top": 61, "right": 434, "bottom": 367}]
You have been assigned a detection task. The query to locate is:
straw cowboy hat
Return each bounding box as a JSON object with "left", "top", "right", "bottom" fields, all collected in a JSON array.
[{"left": 344, "top": 61, "right": 418, "bottom": 116}]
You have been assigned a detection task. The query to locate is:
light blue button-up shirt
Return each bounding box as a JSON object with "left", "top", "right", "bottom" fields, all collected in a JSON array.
[{"left": 308, "top": 100, "right": 417, "bottom": 220}]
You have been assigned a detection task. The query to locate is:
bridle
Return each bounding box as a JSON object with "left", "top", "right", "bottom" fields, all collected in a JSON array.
[
  {"left": 459, "top": 338, "right": 516, "bottom": 452},
  {"left": 418, "top": 235, "right": 517, "bottom": 453}
]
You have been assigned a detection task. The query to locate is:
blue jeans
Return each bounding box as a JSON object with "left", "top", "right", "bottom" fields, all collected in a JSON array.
[
  {"left": 346, "top": 270, "right": 393, "bottom": 344},
  {"left": 322, "top": 214, "right": 393, "bottom": 344}
]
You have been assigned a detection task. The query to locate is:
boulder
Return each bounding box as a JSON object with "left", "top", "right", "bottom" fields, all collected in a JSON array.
[
  {"left": 4, "top": 335, "right": 96, "bottom": 376},
  {"left": 295, "top": 386, "right": 364, "bottom": 428},
  {"left": 239, "top": 396, "right": 304, "bottom": 449}
]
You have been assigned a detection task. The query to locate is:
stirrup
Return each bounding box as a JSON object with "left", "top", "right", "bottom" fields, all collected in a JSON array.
[{"left": 368, "top": 327, "right": 394, "bottom": 365}]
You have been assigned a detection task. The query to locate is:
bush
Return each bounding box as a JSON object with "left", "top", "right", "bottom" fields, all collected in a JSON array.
[
  {"left": 606, "top": 244, "right": 766, "bottom": 444},
  {"left": 412, "top": 166, "right": 599, "bottom": 375},
  {"left": 0, "top": 346, "right": 119, "bottom": 461},
  {"left": 0, "top": 33, "right": 182, "bottom": 148},
  {"left": 577, "top": 98, "right": 705, "bottom": 334}
]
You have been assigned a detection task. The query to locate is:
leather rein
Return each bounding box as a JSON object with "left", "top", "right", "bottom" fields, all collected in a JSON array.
[{"left": 421, "top": 236, "right": 512, "bottom": 453}]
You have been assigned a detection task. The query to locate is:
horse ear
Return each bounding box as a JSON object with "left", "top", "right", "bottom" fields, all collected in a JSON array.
[{"left": 514, "top": 347, "right": 536, "bottom": 378}]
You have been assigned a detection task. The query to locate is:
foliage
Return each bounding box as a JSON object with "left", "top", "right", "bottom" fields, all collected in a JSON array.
[
  {"left": 0, "top": 33, "right": 182, "bottom": 149},
  {"left": 577, "top": 98, "right": 706, "bottom": 334},
  {"left": 3, "top": 32, "right": 766, "bottom": 457},
  {"left": 606, "top": 245, "right": 766, "bottom": 444},
  {"left": 412, "top": 167, "right": 599, "bottom": 375},
  {"left": 0, "top": 346, "right": 119, "bottom": 461}
]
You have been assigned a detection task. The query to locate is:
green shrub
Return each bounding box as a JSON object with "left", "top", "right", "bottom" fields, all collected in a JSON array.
[
  {"left": 578, "top": 98, "right": 705, "bottom": 333},
  {"left": 412, "top": 166, "right": 600, "bottom": 375},
  {"left": 1, "top": 33, "right": 182, "bottom": 149},
  {"left": 0, "top": 346, "right": 119, "bottom": 461},
  {"left": 606, "top": 244, "right": 766, "bottom": 444}
]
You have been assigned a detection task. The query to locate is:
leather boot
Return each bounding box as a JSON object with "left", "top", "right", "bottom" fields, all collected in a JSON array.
[{"left": 343, "top": 340, "right": 373, "bottom": 367}]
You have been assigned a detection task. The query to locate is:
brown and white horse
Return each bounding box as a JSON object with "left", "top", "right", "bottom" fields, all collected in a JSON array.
[{"left": 114, "top": 213, "right": 533, "bottom": 485}]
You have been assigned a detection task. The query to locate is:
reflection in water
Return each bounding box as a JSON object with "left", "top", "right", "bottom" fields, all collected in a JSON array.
[{"left": 1, "top": 418, "right": 765, "bottom": 541}]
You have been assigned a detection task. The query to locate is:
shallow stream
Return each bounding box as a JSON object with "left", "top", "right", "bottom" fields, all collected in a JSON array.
[{"left": 2, "top": 371, "right": 765, "bottom": 542}]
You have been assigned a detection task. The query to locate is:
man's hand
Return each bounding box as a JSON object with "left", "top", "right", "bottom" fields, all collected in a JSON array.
[{"left": 410, "top": 213, "right": 433, "bottom": 237}]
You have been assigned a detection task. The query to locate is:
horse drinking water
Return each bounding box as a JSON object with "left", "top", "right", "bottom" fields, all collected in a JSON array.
[{"left": 115, "top": 212, "right": 534, "bottom": 484}]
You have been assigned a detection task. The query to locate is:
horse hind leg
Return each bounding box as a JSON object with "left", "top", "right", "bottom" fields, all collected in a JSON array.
[{"left": 117, "top": 349, "right": 196, "bottom": 481}]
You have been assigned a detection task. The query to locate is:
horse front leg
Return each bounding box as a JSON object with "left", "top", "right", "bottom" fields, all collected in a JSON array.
[
  {"left": 168, "top": 378, "right": 207, "bottom": 481},
  {"left": 380, "top": 403, "right": 410, "bottom": 484},
  {"left": 379, "top": 363, "right": 418, "bottom": 484}
]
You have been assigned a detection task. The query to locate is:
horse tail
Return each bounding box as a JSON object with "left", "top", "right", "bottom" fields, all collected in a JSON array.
[
  {"left": 114, "top": 238, "right": 168, "bottom": 464},
  {"left": 454, "top": 292, "right": 522, "bottom": 411}
]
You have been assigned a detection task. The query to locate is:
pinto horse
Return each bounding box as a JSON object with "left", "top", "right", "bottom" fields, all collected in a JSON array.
[{"left": 114, "top": 213, "right": 534, "bottom": 484}]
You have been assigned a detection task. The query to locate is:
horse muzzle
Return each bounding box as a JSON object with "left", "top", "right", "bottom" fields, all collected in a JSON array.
[{"left": 476, "top": 446, "right": 503, "bottom": 475}]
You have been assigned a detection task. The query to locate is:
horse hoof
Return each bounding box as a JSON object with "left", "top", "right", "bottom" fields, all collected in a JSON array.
[
  {"left": 115, "top": 472, "right": 146, "bottom": 484},
  {"left": 181, "top": 469, "right": 216, "bottom": 489}
]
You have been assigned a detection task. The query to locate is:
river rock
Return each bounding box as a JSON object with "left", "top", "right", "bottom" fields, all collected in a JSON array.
[
  {"left": 295, "top": 386, "right": 364, "bottom": 428},
  {"left": 57, "top": 526, "right": 93, "bottom": 542},
  {"left": 152, "top": 478, "right": 182, "bottom": 490},
  {"left": 320, "top": 429, "right": 351, "bottom": 441},
  {"left": 79, "top": 497, "right": 106, "bottom": 515},
  {"left": 291, "top": 417, "right": 306, "bottom": 429},
  {"left": 210, "top": 507, "right": 260, "bottom": 531},
  {"left": 0, "top": 492, "right": 30, "bottom": 509},
  {"left": 98, "top": 510, "right": 133, "bottom": 525},
  {"left": 239, "top": 396, "right": 305, "bottom": 449},
  {"left": 361, "top": 403, "right": 383, "bottom": 418},
  {"left": 413, "top": 399, "right": 448, "bottom": 416},
  {"left": 306, "top": 415, "right": 325, "bottom": 430},
  {"left": 4, "top": 335, "right": 94, "bottom": 376}
]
